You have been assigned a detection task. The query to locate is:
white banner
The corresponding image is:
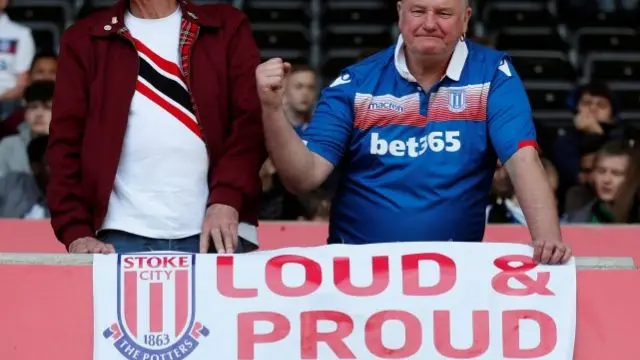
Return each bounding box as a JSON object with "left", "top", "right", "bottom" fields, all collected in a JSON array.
[{"left": 93, "top": 242, "right": 576, "bottom": 360}]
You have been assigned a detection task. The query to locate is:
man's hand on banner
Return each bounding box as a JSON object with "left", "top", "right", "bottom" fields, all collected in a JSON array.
[
  {"left": 200, "top": 204, "right": 239, "bottom": 254},
  {"left": 532, "top": 238, "right": 572, "bottom": 265},
  {"left": 68, "top": 237, "right": 115, "bottom": 254}
]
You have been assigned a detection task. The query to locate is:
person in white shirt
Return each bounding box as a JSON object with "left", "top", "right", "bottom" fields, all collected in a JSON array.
[{"left": 0, "top": 0, "right": 35, "bottom": 118}]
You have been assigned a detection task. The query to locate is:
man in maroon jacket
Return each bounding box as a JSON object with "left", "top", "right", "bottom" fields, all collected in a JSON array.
[{"left": 47, "top": 0, "right": 265, "bottom": 254}]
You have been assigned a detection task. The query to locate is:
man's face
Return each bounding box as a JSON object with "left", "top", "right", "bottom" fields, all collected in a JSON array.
[
  {"left": 25, "top": 100, "right": 52, "bottom": 135},
  {"left": 577, "top": 93, "right": 613, "bottom": 123},
  {"left": 397, "top": 0, "right": 470, "bottom": 57},
  {"left": 30, "top": 58, "right": 58, "bottom": 82},
  {"left": 578, "top": 153, "right": 596, "bottom": 185},
  {"left": 593, "top": 155, "right": 629, "bottom": 202},
  {"left": 284, "top": 70, "right": 317, "bottom": 114}
]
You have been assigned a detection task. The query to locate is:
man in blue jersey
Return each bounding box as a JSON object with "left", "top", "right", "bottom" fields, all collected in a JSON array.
[{"left": 255, "top": 0, "right": 571, "bottom": 264}]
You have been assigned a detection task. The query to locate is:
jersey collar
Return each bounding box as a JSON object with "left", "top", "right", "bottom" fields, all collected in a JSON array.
[
  {"left": 394, "top": 34, "right": 469, "bottom": 83},
  {"left": 0, "top": 13, "right": 9, "bottom": 26}
]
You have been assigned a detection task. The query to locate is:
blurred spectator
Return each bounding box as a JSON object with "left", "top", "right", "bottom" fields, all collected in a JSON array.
[
  {"left": 0, "top": 51, "right": 58, "bottom": 140},
  {"left": 565, "top": 140, "right": 634, "bottom": 223},
  {"left": 28, "top": 50, "right": 58, "bottom": 82},
  {"left": 0, "top": 0, "right": 35, "bottom": 118},
  {"left": 0, "top": 80, "right": 52, "bottom": 177},
  {"left": 0, "top": 135, "right": 49, "bottom": 218},
  {"left": 487, "top": 158, "right": 558, "bottom": 224},
  {"left": 283, "top": 64, "right": 317, "bottom": 135},
  {"left": 552, "top": 81, "right": 637, "bottom": 211},
  {"left": 563, "top": 137, "right": 606, "bottom": 213},
  {"left": 610, "top": 145, "right": 640, "bottom": 223},
  {"left": 259, "top": 158, "right": 304, "bottom": 220},
  {"left": 297, "top": 190, "right": 331, "bottom": 222}
]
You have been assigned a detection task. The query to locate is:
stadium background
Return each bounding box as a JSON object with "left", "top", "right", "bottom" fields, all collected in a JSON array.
[
  {"left": 1, "top": 2, "right": 640, "bottom": 357},
  {"left": 6, "top": 0, "right": 640, "bottom": 141}
]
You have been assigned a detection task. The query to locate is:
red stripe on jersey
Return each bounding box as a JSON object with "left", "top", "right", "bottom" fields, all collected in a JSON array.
[{"left": 518, "top": 140, "right": 538, "bottom": 149}]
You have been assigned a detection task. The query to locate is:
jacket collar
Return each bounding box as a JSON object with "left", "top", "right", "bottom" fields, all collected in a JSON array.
[
  {"left": 394, "top": 34, "right": 468, "bottom": 83},
  {"left": 90, "top": 0, "right": 220, "bottom": 37}
]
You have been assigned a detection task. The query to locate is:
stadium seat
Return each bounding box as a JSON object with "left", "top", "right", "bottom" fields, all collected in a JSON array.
[
  {"left": 5, "top": 0, "right": 73, "bottom": 31},
  {"left": 508, "top": 51, "right": 577, "bottom": 81},
  {"left": 557, "top": 6, "right": 639, "bottom": 29},
  {"left": 322, "top": 27, "right": 393, "bottom": 50},
  {"left": 244, "top": 1, "right": 309, "bottom": 27},
  {"left": 584, "top": 53, "right": 640, "bottom": 82},
  {"left": 610, "top": 84, "right": 640, "bottom": 113},
  {"left": 252, "top": 24, "right": 309, "bottom": 48},
  {"left": 524, "top": 81, "right": 575, "bottom": 112},
  {"left": 23, "top": 22, "right": 60, "bottom": 53},
  {"left": 482, "top": 1, "right": 556, "bottom": 30},
  {"left": 575, "top": 28, "right": 640, "bottom": 54},
  {"left": 321, "top": 54, "right": 358, "bottom": 80},
  {"left": 495, "top": 27, "right": 568, "bottom": 51},
  {"left": 323, "top": 0, "right": 395, "bottom": 27}
]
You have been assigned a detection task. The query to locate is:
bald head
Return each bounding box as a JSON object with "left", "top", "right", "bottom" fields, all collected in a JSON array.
[{"left": 397, "top": 0, "right": 472, "bottom": 60}]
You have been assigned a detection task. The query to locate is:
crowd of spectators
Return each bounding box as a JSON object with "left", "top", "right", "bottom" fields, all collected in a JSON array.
[{"left": 1, "top": 0, "right": 639, "bottom": 226}]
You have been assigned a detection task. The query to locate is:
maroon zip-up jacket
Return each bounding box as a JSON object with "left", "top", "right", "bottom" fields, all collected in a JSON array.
[{"left": 47, "top": 0, "right": 266, "bottom": 249}]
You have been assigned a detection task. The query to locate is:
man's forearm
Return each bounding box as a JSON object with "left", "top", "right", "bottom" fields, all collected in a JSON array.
[
  {"left": 262, "top": 107, "right": 323, "bottom": 193},
  {"left": 505, "top": 148, "right": 562, "bottom": 241}
]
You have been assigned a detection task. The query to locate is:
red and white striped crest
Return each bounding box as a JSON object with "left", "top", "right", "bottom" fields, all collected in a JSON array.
[{"left": 117, "top": 254, "right": 195, "bottom": 348}]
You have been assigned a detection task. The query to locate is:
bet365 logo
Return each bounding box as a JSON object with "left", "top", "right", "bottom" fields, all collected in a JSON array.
[{"left": 369, "top": 131, "right": 462, "bottom": 157}]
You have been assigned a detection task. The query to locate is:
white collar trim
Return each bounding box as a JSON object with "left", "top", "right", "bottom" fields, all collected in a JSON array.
[
  {"left": 0, "top": 13, "right": 9, "bottom": 25},
  {"left": 394, "top": 34, "right": 468, "bottom": 83}
]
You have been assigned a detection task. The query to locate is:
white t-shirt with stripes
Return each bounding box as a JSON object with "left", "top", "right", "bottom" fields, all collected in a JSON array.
[{"left": 101, "top": 8, "right": 209, "bottom": 239}]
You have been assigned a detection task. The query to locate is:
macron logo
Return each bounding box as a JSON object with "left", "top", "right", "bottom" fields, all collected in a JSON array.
[
  {"left": 330, "top": 73, "right": 351, "bottom": 87},
  {"left": 498, "top": 60, "right": 512, "bottom": 77},
  {"left": 370, "top": 131, "right": 462, "bottom": 157}
]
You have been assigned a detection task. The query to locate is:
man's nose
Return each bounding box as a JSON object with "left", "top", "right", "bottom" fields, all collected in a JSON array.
[{"left": 422, "top": 11, "right": 438, "bottom": 30}]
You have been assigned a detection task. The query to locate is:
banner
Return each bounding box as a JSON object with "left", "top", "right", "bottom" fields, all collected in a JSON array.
[{"left": 93, "top": 243, "right": 576, "bottom": 360}]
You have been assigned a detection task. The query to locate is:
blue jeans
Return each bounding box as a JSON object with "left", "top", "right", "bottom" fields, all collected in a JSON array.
[{"left": 99, "top": 230, "right": 258, "bottom": 254}]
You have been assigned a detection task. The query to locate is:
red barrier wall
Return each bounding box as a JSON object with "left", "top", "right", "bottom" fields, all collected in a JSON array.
[{"left": 1, "top": 220, "right": 639, "bottom": 359}]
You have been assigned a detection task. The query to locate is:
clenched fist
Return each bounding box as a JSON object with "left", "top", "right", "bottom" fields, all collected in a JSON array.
[{"left": 255, "top": 58, "right": 291, "bottom": 110}]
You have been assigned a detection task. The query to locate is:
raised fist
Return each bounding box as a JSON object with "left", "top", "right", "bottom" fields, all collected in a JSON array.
[{"left": 255, "top": 58, "right": 291, "bottom": 110}]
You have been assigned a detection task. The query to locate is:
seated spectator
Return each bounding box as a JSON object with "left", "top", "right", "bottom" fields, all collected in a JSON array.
[
  {"left": 0, "top": 51, "right": 58, "bottom": 140},
  {"left": 297, "top": 189, "right": 332, "bottom": 222},
  {"left": 283, "top": 64, "right": 317, "bottom": 135},
  {"left": 0, "top": 80, "right": 53, "bottom": 177},
  {"left": 0, "top": 0, "right": 35, "bottom": 118},
  {"left": 610, "top": 145, "right": 640, "bottom": 223},
  {"left": 564, "top": 137, "right": 605, "bottom": 213},
  {"left": 565, "top": 140, "right": 636, "bottom": 223},
  {"left": 552, "top": 80, "right": 638, "bottom": 211},
  {"left": 0, "top": 135, "right": 49, "bottom": 218},
  {"left": 259, "top": 158, "right": 304, "bottom": 220},
  {"left": 487, "top": 158, "right": 558, "bottom": 224}
]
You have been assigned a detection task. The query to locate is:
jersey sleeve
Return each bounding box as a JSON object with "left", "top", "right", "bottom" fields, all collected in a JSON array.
[
  {"left": 487, "top": 58, "right": 537, "bottom": 164},
  {"left": 301, "top": 71, "right": 355, "bottom": 166}
]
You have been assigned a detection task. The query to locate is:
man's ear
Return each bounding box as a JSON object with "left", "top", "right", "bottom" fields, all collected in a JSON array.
[{"left": 397, "top": 1, "right": 403, "bottom": 21}]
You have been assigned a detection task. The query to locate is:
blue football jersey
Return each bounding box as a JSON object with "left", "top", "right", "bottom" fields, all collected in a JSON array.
[{"left": 302, "top": 36, "right": 537, "bottom": 244}]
